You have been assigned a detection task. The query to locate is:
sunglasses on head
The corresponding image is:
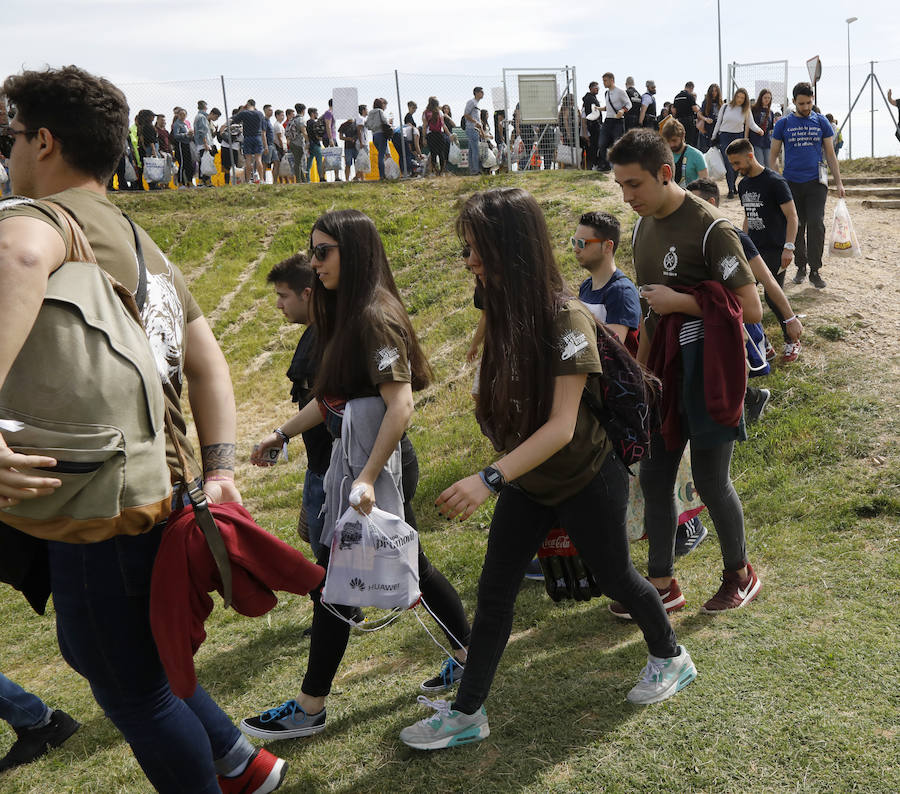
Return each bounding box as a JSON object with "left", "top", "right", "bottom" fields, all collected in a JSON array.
[
  {"left": 311, "top": 243, "right": 339, "bottom": 261},
  {"left": 570, "top": 236, "right": 606, "bottom": 249}
]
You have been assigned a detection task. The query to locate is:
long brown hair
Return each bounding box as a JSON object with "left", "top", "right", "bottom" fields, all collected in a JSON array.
[
  {"left": 751, "top": 88, "right": 773, "bottom": 116},
  {"left": 457, "top": 188, "right": 568, "bottom": 447},
  {"left": 702, "top": 83, "right": 721, "bottom": 116},
  {"left": 310, "top": 210, "right": 432, "bottom": 397}
]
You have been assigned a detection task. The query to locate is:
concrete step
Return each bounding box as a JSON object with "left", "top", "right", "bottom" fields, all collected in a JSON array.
[
  {"left": 861, "top": 198, "right": 900, "bottom": 209},
  {"left": 830, "top": 176, "right": 899, "bottom": 185},
  {"left": 830, "top": 185, "right": 900, "bottom": 198}
]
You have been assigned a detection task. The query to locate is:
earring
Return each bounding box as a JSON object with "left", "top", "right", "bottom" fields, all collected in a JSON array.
[{"left": 663, "top": 180, "right": 668, "bottom": 185}]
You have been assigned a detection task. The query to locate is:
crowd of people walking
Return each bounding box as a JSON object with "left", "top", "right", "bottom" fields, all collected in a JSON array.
[{"left": 0, "top": 63, "right": 854, "bottom": 792}]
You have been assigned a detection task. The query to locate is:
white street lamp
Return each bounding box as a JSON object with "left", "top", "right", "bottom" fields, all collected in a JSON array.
[{"left": 847, "top": 16, "right": 858, "bottom": 159}]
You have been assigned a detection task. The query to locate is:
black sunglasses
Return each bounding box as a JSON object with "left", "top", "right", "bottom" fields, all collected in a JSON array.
[
  {"left": 461, "top": 244, "right": 471, "bottom": 259},
  {"left": 311, "top": 243, "right": 339, "bottom": 262},
  {"left": 0, "top": 128, "right": 44, "bottom": 158}
]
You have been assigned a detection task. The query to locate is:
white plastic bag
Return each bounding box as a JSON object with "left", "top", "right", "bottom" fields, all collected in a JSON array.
[
  {"left": 143, "top": 156, "right": 167, "bottom": 183},
  {"left": 322, "top": 506, "right": 420, "bottom": 610},
  {"left": 124, "top": 158, "right": 137, "bottom": 184},
  {"left": 448, "top": 142, "right": 462, "bottom": 165},
  {"left": 828, "top": 198, "right": 862, "bottom": 257},
  {"left": 322, "top": 146, "right": 343, "bottom": 172},
  {"left": 355, "top": 146, "right": 371, "bottom": 174},
  {"left": 200, "top": 150, "right": 217, "bottom": 177},
  {"left": 481, "top": 147, "right": 498, "bottom": 169},
  {"left": 704, "top": 147, "right": 727, "bottom": 181},
  {"left": 556, "top": 142, "right": 577, "bottom": 166},
  {"left": 384, "top": 153, "right": 400, "bottom": 180},
  {"left": 0, "top": 161, "right": 8, "bottom": 184}
]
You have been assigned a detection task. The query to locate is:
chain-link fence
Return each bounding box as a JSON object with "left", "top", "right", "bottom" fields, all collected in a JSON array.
[
  {"left": 729, "top": 61, "right": 789, "bottom": 114},
  {"left": 501, "top": 67, "right": 579, "bottom": 172}
]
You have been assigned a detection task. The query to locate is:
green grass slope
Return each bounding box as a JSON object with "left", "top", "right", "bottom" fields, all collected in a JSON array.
[{"left": 1, "top": 172, "right": 897, "bottom": 793}]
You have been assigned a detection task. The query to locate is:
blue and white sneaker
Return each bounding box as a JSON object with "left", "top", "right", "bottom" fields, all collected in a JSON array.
[
  {"left": 239, "top": 699, "right": 326, "bottom": 740},
  {"left": 626, "top": 645, "right": 697, "bottom": 705},
  {"left": 399, "top": 696, "right": 490, "bottom": 750},
  {"left": 674, "top": 515, "right": 708, "bottom": 557},
  {"left": 420, "top": 657, "right": 464, "bottom": 692}
]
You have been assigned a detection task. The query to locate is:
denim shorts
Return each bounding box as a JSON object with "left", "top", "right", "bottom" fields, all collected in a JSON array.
[{"left": 241, "top": 135, "right": 263, "bottom": 155}]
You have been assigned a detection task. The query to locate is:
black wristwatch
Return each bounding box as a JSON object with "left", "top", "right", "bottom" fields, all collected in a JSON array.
[{"left": 479, "top": 465, "right": 506, "bottom": 494}]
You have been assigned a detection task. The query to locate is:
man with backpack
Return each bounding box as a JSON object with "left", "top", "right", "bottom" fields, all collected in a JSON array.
[
  {"left": 0, "top": 66, "right": 286, "bottom": 793},
  {"left": 608, "top": 128, "right": 764, "bottom": 615}
]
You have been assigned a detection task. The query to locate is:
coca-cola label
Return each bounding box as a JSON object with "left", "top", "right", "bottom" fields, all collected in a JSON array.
[{"left": 538, "top": 529, "right": 578, "bottom": 557}]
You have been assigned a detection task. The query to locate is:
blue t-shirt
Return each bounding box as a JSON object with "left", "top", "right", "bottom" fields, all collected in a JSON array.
[
  {"left": 578, "top": 269, "right": 641, "bottom": 354},
  {"left": 736, "top": 229, "right": 760, "bottom": 263},
  {"left": 773, "top": 111, "right": 832, "bottom": 183}
]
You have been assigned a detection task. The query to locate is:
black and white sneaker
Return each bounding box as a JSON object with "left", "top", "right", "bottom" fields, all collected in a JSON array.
[
  {"left": 239, "top": 700, "right": 326, "bottom": 740},
  {"left": 420, "top": 658, "right": 464, "bottom": 692},
  {"left": 745, "top": 388, "right": 771, "bottom": 423},
  {"left": 674, "top": 516, "right": 709, "bottom": 557}
]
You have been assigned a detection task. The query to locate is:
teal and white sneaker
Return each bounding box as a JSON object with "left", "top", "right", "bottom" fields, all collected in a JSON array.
[
  {"left": 399, "top": 696, "right": 489, "bottom": 750},
  {"left": 626, "top": 645, "right": 697, "bottom": 705}
]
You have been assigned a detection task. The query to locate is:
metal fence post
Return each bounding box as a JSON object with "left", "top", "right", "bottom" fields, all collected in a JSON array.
[
  {"left": 871, "top": 61, "right": 875, "bottom": 158},
  {"left": 220, "top": 75, "right": 234, "bottom": 184},
  {"left": 394, "top": 69, "right": 407, "bottom": 178}
]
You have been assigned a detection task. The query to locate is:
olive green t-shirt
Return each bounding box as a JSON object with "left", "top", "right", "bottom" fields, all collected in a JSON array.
[
  {"left": 0, "top": 189, "right": 203, "bottom": 480},
  {"left": 509, "top": 300, "right": 613, "bottom": 506},
  {"left": 632, "top": 190, "right": 755, "bottom": 340}
]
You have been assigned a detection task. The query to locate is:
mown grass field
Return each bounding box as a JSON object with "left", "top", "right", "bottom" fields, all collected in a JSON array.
[{"left": 1, "top": 171, "right": 898, "bottom": 793}]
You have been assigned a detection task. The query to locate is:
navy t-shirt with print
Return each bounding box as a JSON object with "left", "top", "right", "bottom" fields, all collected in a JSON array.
[
  {"left": 234, "top": 109, "right": 264, "bottom": 138},
  {"left": 737, "top": 167, "right": 794, "bottom": 254},
  {"left": 578, "top": 269, "right": 641, "bottom": 356}
]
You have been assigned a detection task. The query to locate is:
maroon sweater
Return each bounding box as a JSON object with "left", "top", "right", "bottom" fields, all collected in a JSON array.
[{"left": 647, "top": 281, "right": 746, "bottom": 450}]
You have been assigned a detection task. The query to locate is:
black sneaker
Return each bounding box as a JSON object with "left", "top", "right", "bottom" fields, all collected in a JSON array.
[
  {"left": 809, "top": 271, "right": 826, "bottom": 289},
  {"left": 0, "top": 709, "right": 80, "bottom": 772},
  {"left": 745, "top": 388, "right": 772, "bottom": 423},
  {"left": 239, "top": 700, "right": 326, "bottom": 740},
  {"left": 674, "top": 516, "right": 709, "bottom": 557},
  {"left": 792, "top": 266, "right": 807, "bottom": 285},
  {"left": 420, "top": 657, "right": 464, "bottom": 692}
]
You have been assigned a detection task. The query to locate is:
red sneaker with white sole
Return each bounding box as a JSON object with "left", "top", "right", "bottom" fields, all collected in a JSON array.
[
  {"left": 701, "top": 563, "right": 762, "bottom": 613},
  {"left": 609, "top": 578, "right": 686, "bottom": 620},
  {"left": 218, "top": 748, "right": 287, "bottom": 794}
]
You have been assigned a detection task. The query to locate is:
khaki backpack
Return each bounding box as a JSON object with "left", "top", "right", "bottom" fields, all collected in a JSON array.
[{"left": 0, "top": 202, "right": 172, "bottom": 542}]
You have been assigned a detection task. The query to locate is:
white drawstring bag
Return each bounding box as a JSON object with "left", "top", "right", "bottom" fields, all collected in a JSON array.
[
  {"left": 384, "top": 154, "right": 401, "bottom": 180},
  {"left": 322, "top": 146, "right": 343, "bottom": 172},
  {"left": 829, "top": 198, "right": 862, "bottom": 257},
  {"left": 143, "top": 156, "right": 167, "bottom": 183},
  {"left": 322, "top": 505, "right": 420, "bottom": 613},
  {"left": 448, "top": 142, "right": 462, "bottom": 165},
  {"left": 704, "top": 147, "right": 727, "bottom": 180}
]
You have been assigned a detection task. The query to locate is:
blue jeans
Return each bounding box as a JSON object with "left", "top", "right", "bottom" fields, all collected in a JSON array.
[
  {"left": 373, "top": 132, "right": 389, "bottom": 179},
  {"left": 466, "top": 126, "right": 481, "bottom": 174},
  {"left": 0, "top": 673, "right": 49, "bottom": 730},
  {"left": 718, "top": 131, "right": 743, "bottom": 194},
  {"left": 753, "top": 144, "right": 771, "bottom": 170},
  {"left": 308, "top": 143, "right": 324, "bottom": 181},
  {"left": 48, "top": 526, "right": 253, "bottom": 793},
  {"left": 303, "top": 469, "right": 326, "bottom": 559}
]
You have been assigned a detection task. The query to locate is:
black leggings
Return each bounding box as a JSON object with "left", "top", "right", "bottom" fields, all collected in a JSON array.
[
  {"left": 640, "top": 432, "right": 746, "bottom": 579},
  {"left": 426, "top": 130, "right": 447, "bottom": 173},
  {"left": 175, "top": 142, "right": 193, "bottom": 186},
  {"left": 301, "top": 436, "right": 471, "bottom": 697},
  {"left": 453, "top": 453, "right": 678, "bottom": 715}
]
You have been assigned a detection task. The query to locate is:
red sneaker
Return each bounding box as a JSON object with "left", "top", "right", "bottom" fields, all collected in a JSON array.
[
  {"left": 218, "top": 748, "right": 287, "bottom": 794},
  {"left": 782, "top": 341, "right": 801, "bottom": 363},
  {"left": 609, "top": 578, "right": 686, "bottom": 620},
  {"left": 701, "top": 563, "right": 761, "bottom": 613}
]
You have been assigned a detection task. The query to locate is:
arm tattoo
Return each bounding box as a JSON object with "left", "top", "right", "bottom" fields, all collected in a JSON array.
[{"left": 201, "top": 443, "right": 235, "bottom": 474}]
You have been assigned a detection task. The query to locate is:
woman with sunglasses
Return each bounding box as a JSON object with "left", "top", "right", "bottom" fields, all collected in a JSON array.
[
  {"left": 243, "top": 210, "right": 471, "bottom": 741},
  {"left": 399, "top": 188, "right": 695, "bottom": 750}
]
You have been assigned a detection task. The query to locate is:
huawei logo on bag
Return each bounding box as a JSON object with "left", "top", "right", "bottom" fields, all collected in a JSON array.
[{"left": 349, "top": 577, "right": 366, "bottom": 591}]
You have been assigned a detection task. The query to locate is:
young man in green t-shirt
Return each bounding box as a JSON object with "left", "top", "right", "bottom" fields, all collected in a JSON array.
[{"left": 607, "top": 128, "right": 764, "bottom": 614}]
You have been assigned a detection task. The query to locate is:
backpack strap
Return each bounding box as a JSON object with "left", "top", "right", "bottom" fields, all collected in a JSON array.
[
  {"left": 702, "top": 217, "right": 731, "bottom": 260},
  {"left": 42, "top": 200, "right": 233, "bottom": 607}
]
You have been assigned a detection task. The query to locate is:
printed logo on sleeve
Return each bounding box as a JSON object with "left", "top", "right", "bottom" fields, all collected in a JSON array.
[
  {"left": 0, "top": 197, "right": 36, "bottom": 211},
  {"left": 663, "top": 246, "right": 678, "bottom": 277},
  {"left": 559, "top": 330, "right": 589, "bottom": 361},
  {"left": 718, "top": 255, "right": 740, "bottom": 281},
  {"left": 375, "top": 346, "right": 400, "bottom": 371}
]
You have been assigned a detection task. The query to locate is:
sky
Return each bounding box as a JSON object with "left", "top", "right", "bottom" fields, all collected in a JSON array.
[{"left": 4, "top": 0, "right": 899, "bottom": 156}]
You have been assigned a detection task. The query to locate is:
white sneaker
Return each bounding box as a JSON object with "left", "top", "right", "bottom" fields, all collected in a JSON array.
[
  {"left": 399, "top": 696, "right": 489, "bottom": 750},
  {"left": 626, "top": 645, "right": 697, "bottom": 705}
]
